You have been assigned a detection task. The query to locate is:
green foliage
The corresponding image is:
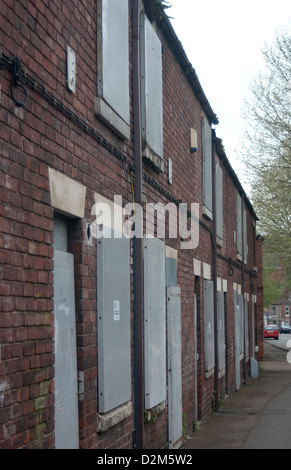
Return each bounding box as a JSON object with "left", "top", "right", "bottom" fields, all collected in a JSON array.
[
  {"left": 240, "top": 28, "right": 291, "bottom": 300},
  {"left": 182, "top": 413, "right": 187, "bottom": 435},
  {"left": 263, "top": 266, "right": 284, "bottom": 308}
]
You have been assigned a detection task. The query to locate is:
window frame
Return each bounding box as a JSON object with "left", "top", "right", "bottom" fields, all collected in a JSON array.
[
  {"left": 216, "top": 161, "right": 223, "bottom": 244},
  {"left": 140, "top": 13, "right": 164, "bottom": 172},
  {"left": 204, "top": 279, "right": 215, "bottom": 372},
  {"left": 202, "top": 117, "right": 213, "bottom": 218},
  {"left": 236, "top": 193, "right": 248, "bottom": 263},
  {"left": 95, "top": 0, "right": 130, "bottom": 140}
]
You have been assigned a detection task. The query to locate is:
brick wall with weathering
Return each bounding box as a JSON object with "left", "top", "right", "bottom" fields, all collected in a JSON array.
[
  {"left": 0, "top": 0, "right": 136, "bottom": 449},
  {"left": 0, "top": 0, "right": 263, "bottom": 449}
]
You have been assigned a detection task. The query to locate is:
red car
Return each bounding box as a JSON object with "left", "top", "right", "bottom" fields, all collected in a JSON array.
[{"left": 264, "top": 325, "right": 279, "bottom": 340}]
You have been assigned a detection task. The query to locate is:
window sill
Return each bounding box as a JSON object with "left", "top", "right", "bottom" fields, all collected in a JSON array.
[
  {"left": 97, "top": 401, "right": 132, "bottom": 433},
  {"left": 218, "top": 368, "right": 225, "bottom": 379},
  {"left": 94, "top": 97, "right": 130, "bottom": 141},
  {"left": 142, "top": 146, "right": 164, "bottom": 173},
  {"left": 205, "top": 368, "right": 214, "bottom": 379},
  {"left": 144, "top": 401, "right": 165, "bottom": 423},
  {"left": 216, "top": 236, "right": 223, "bottom": 247},
  {"left": 202, "top": 205, "right": 213, "bottom": 220}
]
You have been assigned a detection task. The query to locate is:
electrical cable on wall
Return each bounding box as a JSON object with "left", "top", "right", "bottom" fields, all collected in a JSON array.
[
  {"left": 0, "top": 51, "right": 258, "bottom": 281},
  {"left": 10, "top": 57, "right": 28, "bottom": 107}
]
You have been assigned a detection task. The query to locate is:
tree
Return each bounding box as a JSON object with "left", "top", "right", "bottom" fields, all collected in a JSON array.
[
  {"left": 240, "top": 28, "right": 291, "bottom": 304},
  {"left": 263, "top": 267, "right": 284, "bottom": 309}
]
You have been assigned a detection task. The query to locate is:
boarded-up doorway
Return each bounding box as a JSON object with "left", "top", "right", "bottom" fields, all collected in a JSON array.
[{"left": 54, "top": 217, "right": 79, "bottom": 449}]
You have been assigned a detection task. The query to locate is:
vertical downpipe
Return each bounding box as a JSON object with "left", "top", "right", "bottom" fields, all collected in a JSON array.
[
  {"left": 212, "top": 131, "right": 219, "bottom": 411},
  {"left": 132, "top": 0, "right": 144, "bottom": 449},
  {"left": 241, "top": 196, "right": 247, "bottom": 383}
]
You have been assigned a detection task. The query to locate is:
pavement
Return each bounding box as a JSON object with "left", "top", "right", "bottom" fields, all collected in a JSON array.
[{"left": 181, "top": 341, "right": 291, "bottom": 450}]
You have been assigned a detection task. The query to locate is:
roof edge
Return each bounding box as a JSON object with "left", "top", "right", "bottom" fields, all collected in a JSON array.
[
  {"left": 160, "top": 15, "right": 219, "bottom": 125},
  {"left": 215, "top": 135, "right": 259, "bottom": 221}
]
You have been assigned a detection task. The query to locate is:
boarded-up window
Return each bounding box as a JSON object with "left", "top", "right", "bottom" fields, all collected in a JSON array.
[
  {"left": 243, "top": 207, "right": 248, "bottom": 263},
  {"left": 141, "top": 14, "right": 163, "bottom": 166},
  {"left": 100, "top": 0, "right": 129, "bottom": 121},
  {"left": 236, "top": 194, "right": 248, "bottom": 262},
  {"left": 216, "top": 163, "right": 223, "bottom": 242},
  {"left": 202, "top": 117, "right": 212, "bottom": 216},
  {"left": 217, "top": 291, "right": 225, "bottom": 371},
  {"left": 238, "top": 293, "right": 244, "bottom": 354},
  {"left": 236, "top": 294, "right": 249, "bottom": 359},
  {"left": 204, "top": 280, "right": 214, "bottom": 372},
  {"left": 144, "top": 236, "right": 166, "bottom": 409},
  {"left": 97, "top": 233, "right": 131, "bottom": 413},
  {"left": 234, "top": 290, "right": 241, "bottom": 390},
  {"left": 245, "top": 298, "right": 249, "bottom": 358},
  {"left": 165, "top": 253, "right": 177, "bottom": 288},
  {"left": 236, "top": 194, "right": 242, "bottom": 256},
  {"left": 96, "top": 0, "right": 130, "bottom": 139}
]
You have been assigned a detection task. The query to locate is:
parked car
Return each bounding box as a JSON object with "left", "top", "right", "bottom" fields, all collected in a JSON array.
[
  {"left": 264, "top": 325, "right": 279, "bottom": 340},
  {"left": 280, "top": 326, "right": 291, "bottom": 334}
]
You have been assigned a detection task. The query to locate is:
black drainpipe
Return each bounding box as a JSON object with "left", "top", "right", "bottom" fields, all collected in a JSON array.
[
  {"left": 241, "top": 195, "right": 247, "bottom": 383},
  {"left": 132, "top": 0, "right": 144, "bottom": 449},
  {"left": 212, "top": 130, "right": 219, "bottom": 411}
]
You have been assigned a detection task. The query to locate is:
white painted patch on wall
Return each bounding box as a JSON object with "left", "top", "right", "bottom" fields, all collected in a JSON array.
[{"left": 57, "top": 301, "right": 71, "bottom": 317}]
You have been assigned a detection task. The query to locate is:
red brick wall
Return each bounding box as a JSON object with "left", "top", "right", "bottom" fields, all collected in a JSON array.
[
  {"left": 0, "top": 0, "right": 134, "bottom": 449},
  {"left": 0, "top": 0, "right": 262, "bottom": 448}
]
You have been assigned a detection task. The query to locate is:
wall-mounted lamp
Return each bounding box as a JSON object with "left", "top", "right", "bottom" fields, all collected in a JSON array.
[{"left": 190, "top": 128, "right": 197, "bottom": 153}]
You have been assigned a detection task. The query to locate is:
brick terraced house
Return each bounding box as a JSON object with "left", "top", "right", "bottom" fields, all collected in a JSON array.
[{"left": 0, "top": 0, "right": 263, "bottom": 449}]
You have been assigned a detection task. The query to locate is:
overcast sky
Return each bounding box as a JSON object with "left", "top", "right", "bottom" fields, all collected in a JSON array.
[{"left": 168, "top": 0, "right": 290, "bottom": 192}]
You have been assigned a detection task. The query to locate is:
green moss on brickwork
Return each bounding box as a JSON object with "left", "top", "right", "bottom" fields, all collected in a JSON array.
[{"left": 35, "top": 396, "right": 46, "bottom": 411}]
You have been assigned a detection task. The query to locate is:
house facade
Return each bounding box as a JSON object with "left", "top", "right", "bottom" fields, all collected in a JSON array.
[
  {"left": 0, "top": 0, "right": 263, "bottom": 449},
  {"left": 266, "top": 299, "right": 291, "bottom": 327},
  {"left": 264, "top": 267, "right": 290, "bottom": 328}
]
